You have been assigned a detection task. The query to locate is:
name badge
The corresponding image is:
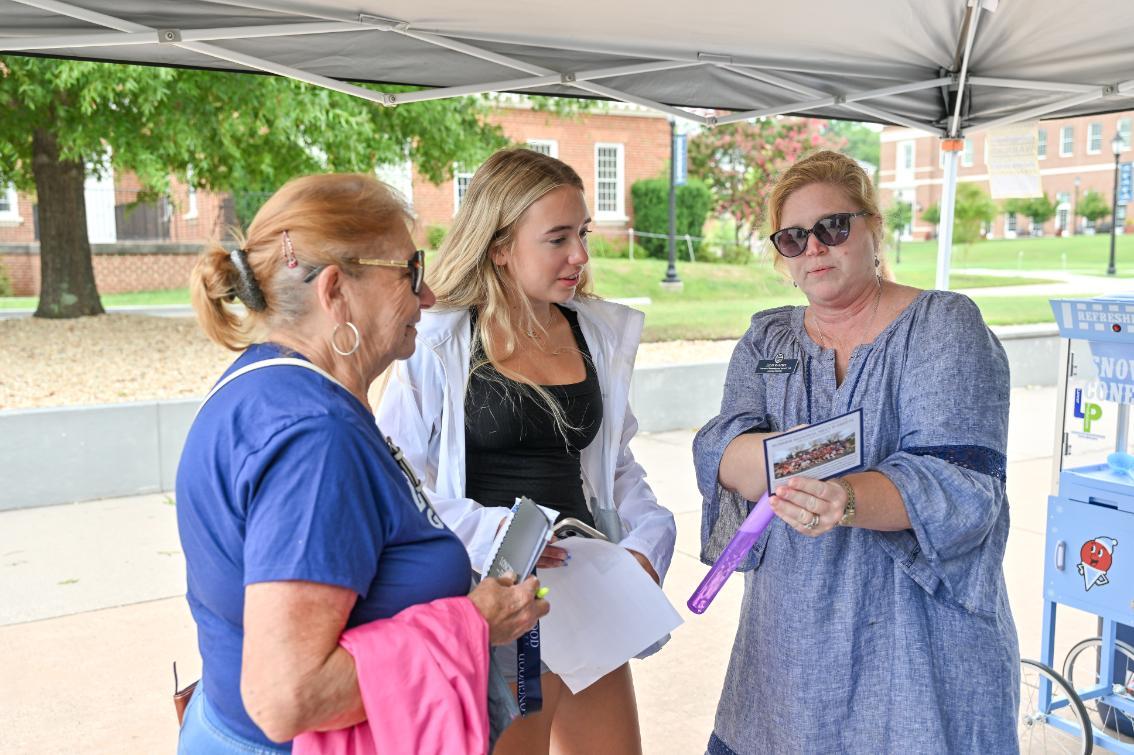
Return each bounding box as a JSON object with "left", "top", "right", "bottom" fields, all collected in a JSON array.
[{"left": 755, "top": 353, "right": 798, "bottom": 375}]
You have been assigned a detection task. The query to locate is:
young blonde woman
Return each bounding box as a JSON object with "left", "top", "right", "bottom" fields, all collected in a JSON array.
[{"left": 377, "top": 148, "right": 676, "bottom": 754}]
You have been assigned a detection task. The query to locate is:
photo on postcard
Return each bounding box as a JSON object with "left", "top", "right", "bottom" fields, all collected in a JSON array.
[{"left": 763, "top": 410, "right": 864, "bottom": 491}]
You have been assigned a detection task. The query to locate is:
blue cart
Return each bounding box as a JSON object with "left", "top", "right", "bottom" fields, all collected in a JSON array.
[{"left": 1021, "top": 296, "right": 1134, "bottom": 754}]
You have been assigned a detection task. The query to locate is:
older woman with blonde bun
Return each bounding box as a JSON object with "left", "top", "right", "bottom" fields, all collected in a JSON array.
[
  {"left": 175, "top": 173, "right": 547, "bottom": 753},
  {"left": 693, "top": 151, "right": 1019, "bottom": 753}
]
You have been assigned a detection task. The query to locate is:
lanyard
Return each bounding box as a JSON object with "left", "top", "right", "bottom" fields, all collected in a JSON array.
[{"left": 515, "top": 620, "right": 543, "bottom": 716}]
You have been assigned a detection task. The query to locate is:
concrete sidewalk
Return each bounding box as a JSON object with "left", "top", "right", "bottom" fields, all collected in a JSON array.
[{"left": 0, "top": 386, "right": 1105, "bottom": 753}]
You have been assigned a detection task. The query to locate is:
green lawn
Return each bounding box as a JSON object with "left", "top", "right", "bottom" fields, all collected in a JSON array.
[
  {"left": 0, "top": 288, "right": 191, "bottom": 309},
  {"left": 4, "top": 235, "right": 1128, "bottom": 341},
  {"left": 890, "top": 234, "right": 1134, "bottom": 277}
]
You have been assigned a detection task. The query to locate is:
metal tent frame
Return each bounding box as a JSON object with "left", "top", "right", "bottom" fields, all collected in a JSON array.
[{"left": 4, "top": 0, "right": 1134, "bottom": 288}]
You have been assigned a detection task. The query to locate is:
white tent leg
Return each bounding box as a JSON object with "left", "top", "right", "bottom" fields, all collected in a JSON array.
[{"left": 936, "top": 144, "right": 961, "bottom": 290}]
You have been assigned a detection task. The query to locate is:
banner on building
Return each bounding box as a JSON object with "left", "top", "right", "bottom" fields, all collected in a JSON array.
[{"left": 986, "top": 125, "right": 1043, "bottom": 199}]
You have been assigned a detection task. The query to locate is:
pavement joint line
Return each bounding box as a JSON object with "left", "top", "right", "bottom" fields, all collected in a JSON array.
[{"left": 0, "top": 593, "right": 185, "bottom": 629}]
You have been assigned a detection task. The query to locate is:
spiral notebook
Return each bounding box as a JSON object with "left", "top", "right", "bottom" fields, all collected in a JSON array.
[{"left": 483, "top": 497, "right": 555, "bottom": 581}]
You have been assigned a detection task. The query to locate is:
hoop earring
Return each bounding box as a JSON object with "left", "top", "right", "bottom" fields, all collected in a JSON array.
[{"left": 331, "top": 321, "right": 360, "bottom": 357}]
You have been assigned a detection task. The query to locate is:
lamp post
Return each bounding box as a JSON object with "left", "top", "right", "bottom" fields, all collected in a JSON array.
[
  {"left": 1109, "top": 133, "right": 1122, "bottom": 276},
  {"left": 662, "top": 116, "right": 682, "bottom": 289},
  {"left": 1073, "top": 176, "right": 1080, "bottom": 235}
]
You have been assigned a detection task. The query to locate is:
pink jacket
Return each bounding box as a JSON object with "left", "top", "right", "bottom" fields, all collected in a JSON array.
[{"left": 294, "top": 596, "right": 489, "bottom": 755}]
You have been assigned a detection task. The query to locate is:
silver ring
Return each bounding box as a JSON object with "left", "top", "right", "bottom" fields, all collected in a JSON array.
[{"left": 805, "top": 513, "right": 820, "bottom": 530}]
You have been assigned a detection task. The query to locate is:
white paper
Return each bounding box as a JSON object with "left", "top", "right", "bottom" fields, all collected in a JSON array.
[{"left": 537, "top": 537, "right": 683, "bottom": 694}]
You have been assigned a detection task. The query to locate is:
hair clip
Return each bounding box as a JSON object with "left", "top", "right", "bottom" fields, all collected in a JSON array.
[{"left": 282, "top": 230, "right": 298, "bottom": 269}]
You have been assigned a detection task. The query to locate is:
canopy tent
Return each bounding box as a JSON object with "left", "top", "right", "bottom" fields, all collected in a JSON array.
[{"left": 4, "top": 0, "right": 1134, "bottom": 287}]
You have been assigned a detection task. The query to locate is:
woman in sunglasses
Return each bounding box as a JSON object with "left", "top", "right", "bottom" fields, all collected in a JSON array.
[
  {"left": 378, "top": 148, "right": 677, "bottom": 755},
  {"left": 176, "top": 173, "right": 546, "bottom": 753},
  {"left": 693, "top": 151, "right": 1018, "bottom": 753}
]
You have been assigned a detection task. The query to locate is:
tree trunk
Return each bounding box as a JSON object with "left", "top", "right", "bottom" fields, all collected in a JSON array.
[{"left": 32, "top": 129, "right": 103, "bottom": 318}]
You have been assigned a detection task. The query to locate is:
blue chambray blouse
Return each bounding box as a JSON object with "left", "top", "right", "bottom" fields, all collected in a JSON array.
[{"left": 693, "top": 290, "right": 1020, "bottom": 754}]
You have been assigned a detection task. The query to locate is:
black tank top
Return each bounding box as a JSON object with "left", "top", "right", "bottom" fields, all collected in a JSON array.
[{"left": 464, "top": 305, "right": 602, "bottom": 526}]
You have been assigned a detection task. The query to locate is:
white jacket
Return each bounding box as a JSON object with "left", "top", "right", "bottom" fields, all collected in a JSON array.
[{"left": 376, "top": 297, "right": 677, "bottom": 582}]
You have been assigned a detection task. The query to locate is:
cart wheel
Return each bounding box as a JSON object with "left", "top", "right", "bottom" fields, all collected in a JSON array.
[
  {"left": 1019, "top": 658, "right": 1093, "bottom": 754},
  {"left": 1063, "top": 637, "right": 1134, "bottom": 743}
]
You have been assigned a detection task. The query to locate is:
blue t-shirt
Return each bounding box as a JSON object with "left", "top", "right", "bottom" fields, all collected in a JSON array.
[{"left": 176, "top": 343, "right": 472, "bottom": 748}]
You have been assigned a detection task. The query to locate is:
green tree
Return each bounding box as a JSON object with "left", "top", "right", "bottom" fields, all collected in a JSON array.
[
  {"left": 822, "top": 120, "right": 881, "bottom": 176},
  {"left": 1003, "top": 195, "right": 1057, "bottom": 234},
  {"left": 0, "top": 57, "right": 508, "bottom": 318},
  {"left": 688, "top": 118, "right": 842, "bottom": 249},
  {"left": 884, "top": 201, "right": 912, "bottom": 264},
  {"left": 917, "top": 187, "right": 996, "bottom": 248},
  {"left": 953, "top": 183, "right": 998, "bottom": 246},
  {"left": 1077, "top": 190, "right": 1112, "bottom": 225}
]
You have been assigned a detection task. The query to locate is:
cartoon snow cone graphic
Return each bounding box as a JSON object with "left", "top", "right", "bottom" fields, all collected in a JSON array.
[{"left": 1077, "top": 537, "right": 1118, "bottom": 591}]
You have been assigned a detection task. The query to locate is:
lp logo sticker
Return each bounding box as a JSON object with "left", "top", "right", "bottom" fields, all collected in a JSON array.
[{"left": 1074, "top": 389, "right": 1103, "bottom": 432}]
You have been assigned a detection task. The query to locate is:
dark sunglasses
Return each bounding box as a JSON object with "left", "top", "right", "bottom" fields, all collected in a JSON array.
[
  {"left": 770, "top": 211, "right": 870, "bottom": 258},
  {"left": 304, "top": 249, "right": 425, "bottom": 294}
]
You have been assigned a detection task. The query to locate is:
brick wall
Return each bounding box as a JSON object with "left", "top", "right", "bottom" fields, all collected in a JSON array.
[
  {"left": 1, "top": 246, "right": 198, "bottom": 296},
  {"left": 411, "top": 106, "right": 670, "bottom": 246}
]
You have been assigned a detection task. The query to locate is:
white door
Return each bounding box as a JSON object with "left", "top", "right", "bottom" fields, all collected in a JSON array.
[{"left": 84, "top": 168, "right": 116, "bottom": 244}]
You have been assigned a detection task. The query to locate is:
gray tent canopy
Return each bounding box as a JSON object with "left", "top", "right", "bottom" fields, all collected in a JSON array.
[{"left": 5, "top": 0, "right": 1134, "bottom": 287}]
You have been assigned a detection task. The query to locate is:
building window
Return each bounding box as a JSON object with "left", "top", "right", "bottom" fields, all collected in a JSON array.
[
  {"left": 0, "top": 184, "right": 19, "bottom": 221},
  {"left": 1005, "top": 213, "right": 1017, "bottom": 238},
  {"left": 453, "top": 167, "right": 474, "bottom": 214},
  {"left": 527, "top": 139, "right": 558, "bottom": 158},
  {"left": 594, "top": 143, "right": 625, "bottom": 219},
  {"left": 1120, "top": 119, "right": 1132, "bottom": 151},
  {"left": 1060, "top": 126, "right": 1074, "bottom": 157},
  {"left": 962, "top": 139, "right": 974, "bottom": 167},
  {"left": 184, "top": 186, "right": 198, "bottom": 220},
  {"left": 1119, "top": 204, "right": 1128, "bottom": 232},
  {"left": 898, "top": 141, "right": 914, "bottom": 171},
  {"left": 1037, "top": 129, "right": 1047, "bottom": 159},
  {"left": 1088, "top": 123, "right": 1103, "bottom": 154}
]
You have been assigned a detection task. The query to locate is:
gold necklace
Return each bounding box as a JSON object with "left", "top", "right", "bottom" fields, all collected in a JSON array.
[{"left": 810, "top": 279, "right": 883, "bottom": 354}]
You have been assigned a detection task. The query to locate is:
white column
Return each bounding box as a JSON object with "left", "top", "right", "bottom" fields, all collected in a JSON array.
[{"left": 936, "top": 145, "right": 961, "bottom": 290}]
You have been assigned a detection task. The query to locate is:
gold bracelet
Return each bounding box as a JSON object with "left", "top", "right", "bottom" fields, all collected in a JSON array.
[{"left": 835, "top": 478, "right": 856, "bottom": 526}]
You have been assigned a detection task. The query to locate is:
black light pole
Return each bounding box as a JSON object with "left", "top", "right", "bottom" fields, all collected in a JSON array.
[
  {"left": 1109, "top": 132, "right": 1122, "bottom": 276},
  {"left": 662, "top": 117, "right": 681, "bottom": 286}
]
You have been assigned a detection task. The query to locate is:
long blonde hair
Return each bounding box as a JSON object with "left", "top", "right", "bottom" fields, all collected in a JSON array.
[
  {"left": 766, "top": 150, "right": 894, "bottom": 281},
  {"left": 429, "top": 147, "right": 594, "bottom": 434},
  {"left": 190, "top": 173, "right": 411, "bottom": 351}
]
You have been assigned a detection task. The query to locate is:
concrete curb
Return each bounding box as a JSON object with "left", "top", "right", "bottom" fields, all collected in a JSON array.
[{"left": 0, "top": 326, "right": 1063, "bottom": 510}]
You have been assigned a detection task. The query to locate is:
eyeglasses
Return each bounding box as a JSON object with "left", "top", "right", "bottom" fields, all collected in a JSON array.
[
  {"left": 770, "top": 211, "right": 871, "bottom": 258},
  {"left": 303, "top": 249, "right": 425, "bottom": 294}
]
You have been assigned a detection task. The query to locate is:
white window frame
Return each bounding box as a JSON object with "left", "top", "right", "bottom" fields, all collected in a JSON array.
[
  {"left": 594, "top": 143, "right": 626, "bottom": 221},
  {"left": 1037, "top": 129, "right": 1047, "bottom": 160},
  {"left": 1005, "top": 212, "right": 1017, "bottom": 239},
  {"left": 1060, "top": 126, "right": 1074, "bottom": 157},
  {"left": 0, "top": 184, "right": 19, "bottom": 221},
  {"left": 526, "top": 139, "right": 559, "bottom": 158},
  {"left": 962, "top": 139, "right": 974, "bottom": 167},
  {"left": 452, "top": 166, "right": 474, "bottom": 215},
  {"left": 1119, "top": 119, "right": 1132, "bottom": 152},
  {"left": 898, "top": 140, "right": 914, "bottom": 171},
  {"left": 184, "top": 185, "right": 199, "bottom": 220},
  {"left": 1087, "top": 123, "right": 1103, "bottom": 155}
]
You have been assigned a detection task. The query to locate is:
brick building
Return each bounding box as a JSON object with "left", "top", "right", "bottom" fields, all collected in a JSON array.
[
  {"left": 879, "top": 111, "right": 1134, "bottom": 240},
  {"left": 401, "top": 101, "right": 669, "bottom": 246},
  {"left": 0, "top": 101, "right": 669, "bottom": 296}
]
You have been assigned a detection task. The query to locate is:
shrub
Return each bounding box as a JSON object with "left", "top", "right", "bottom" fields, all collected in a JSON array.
[
  {"left": 587, "top": 234, "right": 629, "bottom": 259},
  {"left": 426, "top": 224, "right": 448, "bottom": 251},
  {"left": 629, "top": 177, "right": 713, "bottom": 259},
  {"left": 0, "top": 261, "right": 11, "bottom": 297}
]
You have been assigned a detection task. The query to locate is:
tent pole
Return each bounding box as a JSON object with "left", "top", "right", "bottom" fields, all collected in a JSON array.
[{"left": 936, "top": 139, "right": 963, "bottom": 290}]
